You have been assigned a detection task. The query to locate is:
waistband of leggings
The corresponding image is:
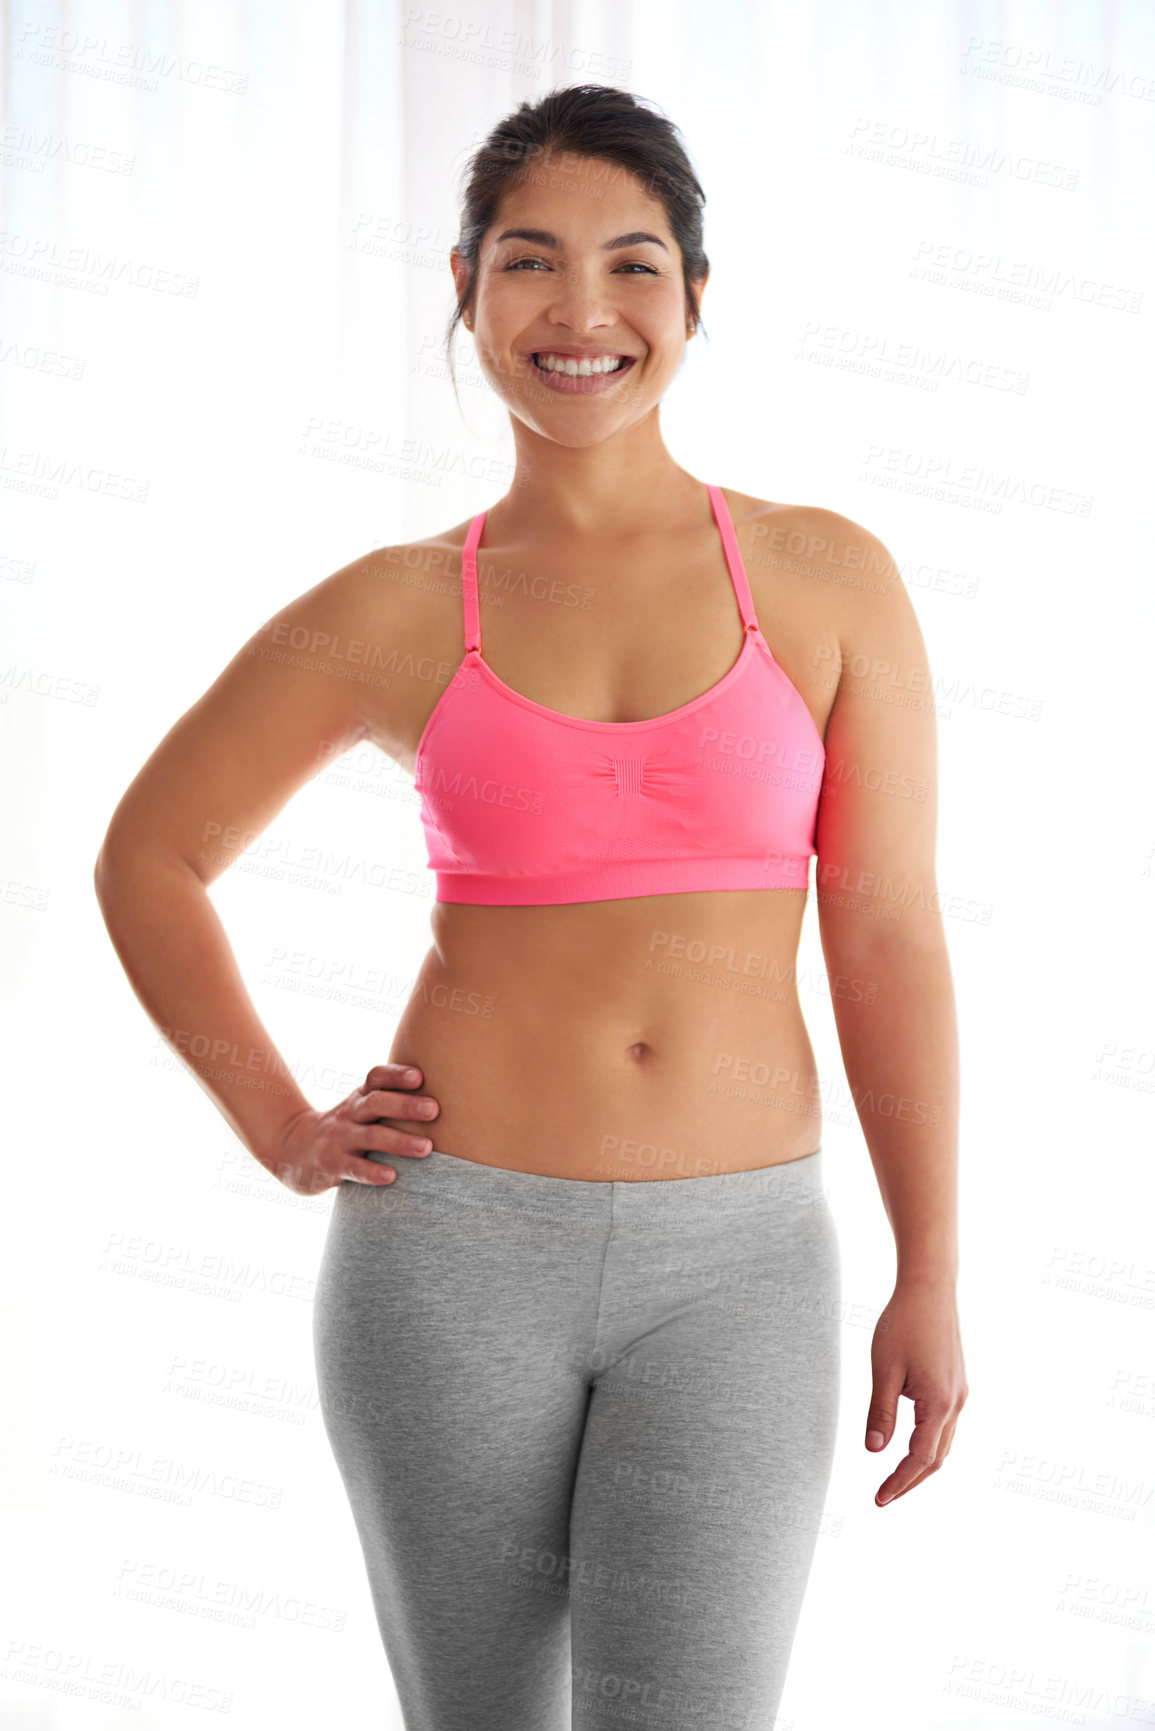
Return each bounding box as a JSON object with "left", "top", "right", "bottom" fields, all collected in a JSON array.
[{"left": 401, "top": 1145, "right": 826, "bottom": 1223}]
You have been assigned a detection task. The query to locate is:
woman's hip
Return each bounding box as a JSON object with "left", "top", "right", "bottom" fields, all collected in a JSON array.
[{"left": 313, "top": 1144, "right": 839, "bottom": 1381}]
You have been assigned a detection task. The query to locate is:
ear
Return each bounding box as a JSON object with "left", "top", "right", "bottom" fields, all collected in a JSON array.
[
  {"left": 687, "top": 271, "right": 708, "bottom": 334},
  {"left": 450, "top": 246, "right": 471, "bottom": 314}
]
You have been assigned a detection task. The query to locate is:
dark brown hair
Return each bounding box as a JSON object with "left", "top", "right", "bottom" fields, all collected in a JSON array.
[{"left": 446, "top": 83, "right": 710, "bottom": 398}]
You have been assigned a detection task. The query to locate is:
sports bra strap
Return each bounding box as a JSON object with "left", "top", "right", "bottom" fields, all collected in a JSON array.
[
  {"left": 460, "top": 510, "right": 486, "bottom": 653},
  {"left": 706, "top": 483, "right": 761, "bottom": 633},
  {"left": 461, "top": 487, "right": 758, "bottom": 655}
]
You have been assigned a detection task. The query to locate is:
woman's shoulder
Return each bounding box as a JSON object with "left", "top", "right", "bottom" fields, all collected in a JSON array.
[
  {"left": 248, "top": 519, "right": 477, "bottom": 718},
  {"left": 722, "top": 485, "right": 907, "bottom": 640},
  {"left": 315, "top": 515, "right": 477, "bottom": 636},
  {"left": 720, "top": 485, "right": 916, "bottom": 701},
  {"left": 722, "top": 485, "right": 898, "bottom": 574},
  {"left": 360, "top": 514, "right": 475, "bottom": 584}
]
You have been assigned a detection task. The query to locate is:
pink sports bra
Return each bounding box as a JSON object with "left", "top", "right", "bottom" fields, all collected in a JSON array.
[{"left": 414, "top": 484, "right": 825, "bottom": 906}]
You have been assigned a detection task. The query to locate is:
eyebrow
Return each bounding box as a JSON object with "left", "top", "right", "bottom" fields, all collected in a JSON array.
[{"left": 493, "top": 227, "right": 669, "bottom": 253}]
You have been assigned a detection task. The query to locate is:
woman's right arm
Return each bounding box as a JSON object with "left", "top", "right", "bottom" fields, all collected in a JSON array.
[{"left": 93, "top": 552, "right": 439, "bottom": 1194}]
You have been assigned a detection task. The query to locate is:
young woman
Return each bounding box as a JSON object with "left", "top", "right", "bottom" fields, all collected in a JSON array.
[{"left": 95, "top": 84, "right": 966, "bottom": 1731}]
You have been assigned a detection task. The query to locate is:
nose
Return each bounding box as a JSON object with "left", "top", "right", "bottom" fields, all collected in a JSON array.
[{"left": 543, "top": 260, "right": 618, "bottom": 334}]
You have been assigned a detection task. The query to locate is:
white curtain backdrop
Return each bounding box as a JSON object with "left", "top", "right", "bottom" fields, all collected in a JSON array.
[{"left": 3, "top": 1, "right": 1154, "bottom": 1726}]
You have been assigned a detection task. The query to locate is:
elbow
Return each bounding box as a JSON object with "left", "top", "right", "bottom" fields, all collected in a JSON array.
[
  {"left": 93, "top": 835, "right": 113, "bottom": 900},
  {"left": 93, "top": 815, "right": 127, "bottom": 885},
  {"left": 94, "top": 828, "right": 205, "bottom": 904},
  {"left": 93, "top": 823, "right": 140, "bottom": 903},
  {"left": 93, "top": 833, "right": 122, "bottom": 909}
]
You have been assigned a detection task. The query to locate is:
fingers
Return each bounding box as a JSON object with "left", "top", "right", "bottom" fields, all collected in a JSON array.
[
  {"left": 351, "top": 1108, "right": 436, "bottom": 1164},
  {"left": 351, "top": 1122, "right": 434, "bottom": 1162},
  {"left": 935, "top": 1409, "right": 961, "bottom": 1461},
  {"left": 865, "top": 1400, "right": 898, "bottom": 1452},
  {"left": 343, "top": 1157, "right": 398, "bottom": 1186},
  {"left": 334, "top": 1068, "right": 438, "bottom": 1182},
  {"left": 874, "top": 1409, "right": 944, "bottom": 1505},
  {"left": 355, "top": 1067, "right": 440, "bottom": 1139},
  {"left": 343, "top": 1129, "right": 429, "bottom": 1184},
  {"left": 350, "top": 1087, "right": 439, "bottom": 1125},
  {"left": 874, "top": 1396, "right": 964, "bottom": 1506},
  {"left": 865, "top": 1365, "right": 903, "bottom": 1452},
  {"left": 902, "top": 1407, "right": 961, "bottom": 1492},
  {"left": 890, "top": 1424, "right": 958, "bottom": 1501},
  {"left": 363, "top": 1062, "right": 423, "bottom": 1093}
]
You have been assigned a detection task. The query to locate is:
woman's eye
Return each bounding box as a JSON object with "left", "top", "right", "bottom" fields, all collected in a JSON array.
[{"left": 503, "top": 258, "right": 658, "bottom": 275}]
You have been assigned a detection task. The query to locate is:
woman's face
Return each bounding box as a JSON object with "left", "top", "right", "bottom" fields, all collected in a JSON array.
[{"left": 452, "top": 150, "right": 703, "bottom": 448}]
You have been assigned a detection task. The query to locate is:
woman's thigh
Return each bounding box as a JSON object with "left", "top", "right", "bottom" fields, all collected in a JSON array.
[
  {"left": 312, "top": 1170, "right": 607, "bottom": 1730},
  {"left": 568, "top": 1183, "right": 841, "bottom": 1729}
]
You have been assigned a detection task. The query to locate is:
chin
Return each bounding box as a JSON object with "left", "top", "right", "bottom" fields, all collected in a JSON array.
[{"left": 517, "top": 415, "right": 637, "bottom": 448}]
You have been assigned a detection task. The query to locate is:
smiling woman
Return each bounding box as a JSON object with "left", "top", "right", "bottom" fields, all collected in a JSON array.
[
  {"left": 499, "top": 222, "right": 663, "bottom": 386},
  {"left": 95, "top": 80, "right": 966, "bottom": 1731},
  {"left": 443, "top": 92, "right": 711, "bottom": 431}
]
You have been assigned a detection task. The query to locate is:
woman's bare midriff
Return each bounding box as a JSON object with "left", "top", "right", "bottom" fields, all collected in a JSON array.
[
  {"left": 366, "top": 485, "right": 844, "bottom": 1184},
  {"left": 385, "top": 887, "right": 823, "bottom": 1181}
]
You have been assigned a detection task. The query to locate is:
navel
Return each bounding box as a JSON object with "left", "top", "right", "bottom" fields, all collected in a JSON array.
[{"left": 627, "top": 1041, "right": 651, "bottom": 1062}]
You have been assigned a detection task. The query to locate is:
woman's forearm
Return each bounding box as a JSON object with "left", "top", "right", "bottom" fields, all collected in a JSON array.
[
  {"left": 825, "top": 931, "right": 961, "bottom": 1285},
  {"left": 94, "top": 845, "right": 313, "bottom": 1165}
]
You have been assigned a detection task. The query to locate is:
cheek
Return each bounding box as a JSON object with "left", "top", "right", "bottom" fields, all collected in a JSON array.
[
  {"left": 476, "top": 274, "right": 537, "bottom": 324},
  {"left": 634, "top": 283, "right": 691, "bottom": 334}
]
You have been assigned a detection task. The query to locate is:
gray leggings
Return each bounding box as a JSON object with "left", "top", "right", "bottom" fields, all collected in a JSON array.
[{"left": 312, "top": 1145, "right": 841, "bottom": 1730}]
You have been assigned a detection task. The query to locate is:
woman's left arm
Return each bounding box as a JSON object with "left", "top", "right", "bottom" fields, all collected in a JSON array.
[{"left": 807, "top": 511, "right": 968, "bottom": 1509}]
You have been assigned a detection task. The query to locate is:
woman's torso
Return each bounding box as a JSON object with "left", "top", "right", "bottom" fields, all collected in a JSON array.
[{"left": 359, "top": 481, "right": 843, "bottom": 1181}]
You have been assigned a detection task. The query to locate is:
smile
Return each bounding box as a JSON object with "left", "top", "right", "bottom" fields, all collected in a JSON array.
[{"left": 528, "top": 352, "right": 637, "bottom": 395}]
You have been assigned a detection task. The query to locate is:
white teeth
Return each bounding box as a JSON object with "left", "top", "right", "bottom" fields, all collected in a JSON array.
[{"left": 533, "top": 353, "right": 627, "bottom": 376}]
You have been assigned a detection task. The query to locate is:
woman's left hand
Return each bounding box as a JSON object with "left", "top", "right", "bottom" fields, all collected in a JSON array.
[{"left": 865, "top": 1278, "right": 968, "bottom": 1507}]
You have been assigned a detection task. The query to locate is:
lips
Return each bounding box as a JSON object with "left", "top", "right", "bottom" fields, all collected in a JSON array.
[
  {"left": 521, "top": 349, "right": 639, "bottom": 396},
  {"left": 530, "top": 352, "right": 634, "bottom": 371}
]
